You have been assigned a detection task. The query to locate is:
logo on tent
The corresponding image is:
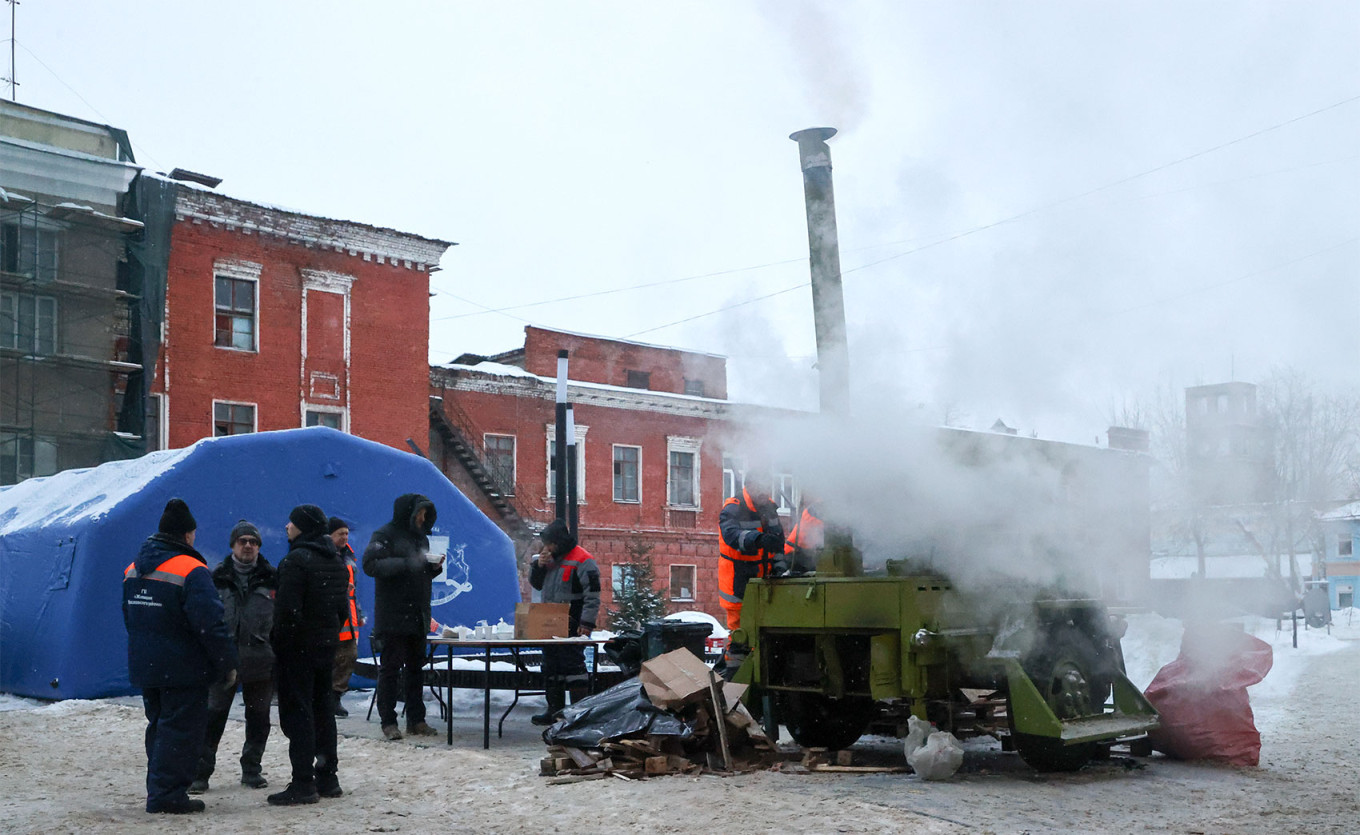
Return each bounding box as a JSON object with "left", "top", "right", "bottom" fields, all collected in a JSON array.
[{"left": 429, "top": 537, "right": 472, "bottom": 606}]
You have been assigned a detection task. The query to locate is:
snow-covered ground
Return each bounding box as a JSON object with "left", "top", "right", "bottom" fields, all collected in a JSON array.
[{"left": 1, "top": 610, "right": 1356, "bottom": 834}]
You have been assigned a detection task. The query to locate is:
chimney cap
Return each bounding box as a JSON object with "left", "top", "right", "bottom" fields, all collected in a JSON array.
[{"left": 790, "top": 127, "right": 838, "bottom": 143}]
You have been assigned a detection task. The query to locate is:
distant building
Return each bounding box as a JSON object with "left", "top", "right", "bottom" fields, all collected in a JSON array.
[
  {"left": 0, "top": 101, "right": 143, "bottom": 483},
  {"left": 153, "top": 182, "right": 452, "bottom": 451},
  {"left": 1184, "top": 381, "right": 1272, "bottom": 505},
  {"left": 429, "top": 326, "right": 805, "bottom": 623},
  {"left": 1317, "top": 501, "right": 1358, "bottom": 609}
]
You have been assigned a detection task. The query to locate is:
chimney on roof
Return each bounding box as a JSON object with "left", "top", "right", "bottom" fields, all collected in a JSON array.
[
  {"left": 1107, "top": 426, "right": 1151, "bottom": 452},
  {"left": 166, "top": 168, "right": 222, "bottom": 188}
]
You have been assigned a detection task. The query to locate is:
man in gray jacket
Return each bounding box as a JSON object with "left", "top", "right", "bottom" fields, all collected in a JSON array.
[
  {"left": 191, "top": 520, "right": 276, "bottom": 793},
  {"left": 527, "top": 520, "right": 600, "bottom": 725}
]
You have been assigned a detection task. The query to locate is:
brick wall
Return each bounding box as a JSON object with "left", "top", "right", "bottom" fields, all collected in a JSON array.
[
  {"left": 522, "top": 326, "right": 727, "bottom": 399},
  {"left": 157, "top": 210, "right": 435, "bottom": 452},
  {"left": 430, "top": 369, "right": 753, "bottom": 627}
]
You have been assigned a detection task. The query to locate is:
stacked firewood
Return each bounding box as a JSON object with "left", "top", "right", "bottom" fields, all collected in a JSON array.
[{"left": 539, "top": 699, "right": 783, "bottom": 782}]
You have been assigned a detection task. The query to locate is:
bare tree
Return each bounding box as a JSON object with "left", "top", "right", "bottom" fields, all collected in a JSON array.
[{"left": 1117, "top": 369, "right": 1360, "bottom": 589}]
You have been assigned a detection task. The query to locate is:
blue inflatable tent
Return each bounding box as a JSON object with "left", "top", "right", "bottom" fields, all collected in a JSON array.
[{"left": 0, "top": 427, "right": 520, "bottom": 700}]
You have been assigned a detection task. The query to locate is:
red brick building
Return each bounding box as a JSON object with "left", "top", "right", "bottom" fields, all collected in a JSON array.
[
  {"left": 153, "top": 183, "right": 451, "bottom": 450},
  {"left": 429, "top": 326, "right": 805, "bottom": 626}
]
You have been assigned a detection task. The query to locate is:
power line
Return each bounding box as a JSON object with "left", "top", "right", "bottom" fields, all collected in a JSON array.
[
  {"left": 617, "top": 94, "right": 1360, "bottom": 338},
  {"left": 12, "top": 40, "right": 166, "bottom": 169},
  {"left": 430, "top": 255, "right": 805, "bottom": 322}
]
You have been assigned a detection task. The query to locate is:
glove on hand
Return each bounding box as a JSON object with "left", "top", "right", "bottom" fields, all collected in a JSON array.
[{"left": 759, "top": 532, "right": 786, "bottom": 554}]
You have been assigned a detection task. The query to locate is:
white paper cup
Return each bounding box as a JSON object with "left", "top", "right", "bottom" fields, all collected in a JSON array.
[{"left": 425, "top": 551, "right": 443, "bottom": 564}]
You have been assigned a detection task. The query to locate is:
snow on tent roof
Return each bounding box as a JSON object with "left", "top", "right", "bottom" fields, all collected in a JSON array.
[{"left": 0, "top": 427, "right": 519, "bottom": 700}]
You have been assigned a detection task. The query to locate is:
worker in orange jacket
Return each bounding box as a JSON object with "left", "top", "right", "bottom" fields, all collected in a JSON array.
[
  {"left": 327, "top": 517, "right": 366, "bottom": 718},
  {"left": 783, "top": 499, "right": 824, "bottom": 574},
  {"left": 717, "top": 473, "right": 787, "bottom": 632}
]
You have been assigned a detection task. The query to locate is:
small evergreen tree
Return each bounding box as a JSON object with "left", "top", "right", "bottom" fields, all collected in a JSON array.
[{"left": 607, "top": 535, "right": 668, "bottom": 632}]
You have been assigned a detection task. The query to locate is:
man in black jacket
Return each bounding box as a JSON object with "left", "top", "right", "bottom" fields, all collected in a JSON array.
[
  {"left": 192, "top": 520, "right": 277, "bottom": 794},
  {"left": 363, "top": 493, "right": 442, "bottom": 741},
  {"left": 267, "top": 504, "right": 349, "bottom": 806},
  {"left": 122, "top": 498, "right": 237, "bottom": 815}
]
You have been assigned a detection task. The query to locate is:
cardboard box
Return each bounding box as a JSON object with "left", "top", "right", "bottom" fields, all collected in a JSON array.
[
  {"left": 514, "top": 602, "right": 570, "bottom": 639},
  {"left": 640, "top": 647, "right": 716, "bottom": 709}
]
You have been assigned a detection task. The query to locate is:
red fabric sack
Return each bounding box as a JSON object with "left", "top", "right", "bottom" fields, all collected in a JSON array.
[{"left": 1144, "top": 624, "right": 1273, "bottom": 767}]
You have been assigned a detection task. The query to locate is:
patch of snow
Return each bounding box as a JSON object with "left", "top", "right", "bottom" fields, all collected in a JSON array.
[
  {"left": 0, "top": 693, "right": 48, "bottom": 712},
  {"left": 664, "top": 609, "right": 729, "bottom": 640},
  {"left": 0, "top": 442, "right": 201, "bottom": 534}
]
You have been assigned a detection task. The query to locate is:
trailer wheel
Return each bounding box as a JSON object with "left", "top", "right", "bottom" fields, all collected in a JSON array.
[
  {"left": 1011, "top": 627, "right": 1111, "bottom": 772},
  {"left": 779, "top": 692, "right": 879, "bottom": 751}
]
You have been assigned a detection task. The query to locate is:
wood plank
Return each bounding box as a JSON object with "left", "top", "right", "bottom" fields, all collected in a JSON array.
[
  {"left": 808, "top": 764, "right": 911, "bottom": 773},
  {"left": 564, "top": 747, "right": 597, "bottom": 769},
  {"left": 547, "top": 773, "right": 608, "bottom": 785}
]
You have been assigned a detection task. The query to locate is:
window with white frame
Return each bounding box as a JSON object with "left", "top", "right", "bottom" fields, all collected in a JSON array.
[
  {"left": 305, "top": 409, "right": 344, "bottom": 430},
  {"left": 0, "top": 223, "right": 60, "bottom": 282},
  {"left": 213, "top": 260, "right": 261, "bottom": 351},
  {"left": 722, "top": 454, "right": 744, "bottom": 500},
  {"left": 484, "top": 434, "right": 516, "bottom": 496},
  {"left": 667, "top": 436, "right": 701, "bottom": 508},
  {"left": 1341, "top": 538, "right": 1354, "bottom": 557},
  {"left": 775, "top": 472, "right": 798, "bottom": 514},
  {"left": 669, "top": 564, "right": 696, "bottom": 601},
  {"left": 0, "top": 432, "right": 57, "bottom": 484},
  {"left": 613, "top": 445, "right": 641, "bottom": 503},
  {"left": 546, "top": 425, "right": 587, "bottom": 499},
  {"left": 0, "top": 291, "right": 57, "bottom": 355},
  {"left": 213, "top": 401, "right": 256, "bottom": 436}
]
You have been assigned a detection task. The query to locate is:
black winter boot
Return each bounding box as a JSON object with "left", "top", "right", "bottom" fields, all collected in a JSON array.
[
  {"left": 147, "top": 796, "right": 206, "bottom": 814},
  {"left": 531, "top": 685, "right": 566, "bottom": 726},
  {"left": 316, "top": 773, "right": 343, "bottom": 798},
  {"left": 267, "top": 782, "right": 320, "bottom": 806},
  {"left": 333, "top": 690, "right": 349, "bottom": 718}
]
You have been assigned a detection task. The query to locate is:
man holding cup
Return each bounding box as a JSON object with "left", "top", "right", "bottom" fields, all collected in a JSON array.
[{"left": 362, "top": 493, "right": 442, "bottom": 741}]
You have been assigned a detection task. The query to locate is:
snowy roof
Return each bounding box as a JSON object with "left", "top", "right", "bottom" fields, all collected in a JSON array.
[
  {"left": 1318, "top": 500, "right": 1360, "bottom": 522},
  {"left": 0, "top": 442, "right": 201, "bottom": 535}
]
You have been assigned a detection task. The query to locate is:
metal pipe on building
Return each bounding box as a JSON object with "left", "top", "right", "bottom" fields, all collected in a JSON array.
[
  {"left": 554, "top": 349, "right": 569, "bottom": 523},
  {"left": 789, "top": 127, "right": 851, "bottom": 416},
  {"left": 566, "top": 404, "right": 579, "bottom": 536}
]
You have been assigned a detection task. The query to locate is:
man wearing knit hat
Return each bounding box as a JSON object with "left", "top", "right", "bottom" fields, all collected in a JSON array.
[
  {"left": 268, "top": 504, "right": 349, "bottom": 806},
  {"left": 528, "top": 519, "right": 600, "bottom": 725},
  {"left": 327, "top": 516, "right": 365, "bottom": 718},
  {"left": 191, "top": 519, "right": 277, "bottom": 794},
  {"left": 123, "top": 498, "right": 237, "bottom": 814}
]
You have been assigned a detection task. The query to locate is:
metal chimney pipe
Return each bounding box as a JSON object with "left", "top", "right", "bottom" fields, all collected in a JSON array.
[
  {"left": 790, "top": 127, "right": 850, "bottom": 415},
  {"left": 554, "top": 350, "right": 569, "bottom": 523}
]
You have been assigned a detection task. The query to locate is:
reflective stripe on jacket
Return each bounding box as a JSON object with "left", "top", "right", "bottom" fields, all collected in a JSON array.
[
  {"left": 339, "top": 559, "right": 360, "bottom": 642},
  {"left": 122, "top": 533, "right": 236, "bottom": 689}
]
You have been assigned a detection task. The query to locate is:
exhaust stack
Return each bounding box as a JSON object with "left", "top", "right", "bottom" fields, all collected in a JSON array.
[{"left": 790, "top": 127, "right": 850, "bottom": 416}]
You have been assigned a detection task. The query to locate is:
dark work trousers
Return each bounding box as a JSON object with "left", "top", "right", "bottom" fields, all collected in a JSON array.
[
  {"left": 542, "top": 644, "right": 588, "bottom": 710},
  {"left": 197, "top": 677, "right": 273, "bottom": 781},
  {"left": 375, "top": 633, "right": 429, "bottom": 727},
  {"left": 142, "top": 685, "right": 209, "bottom": 812},
  {"left": 275, "top": 645, "right": 338, "bottom": 788}
]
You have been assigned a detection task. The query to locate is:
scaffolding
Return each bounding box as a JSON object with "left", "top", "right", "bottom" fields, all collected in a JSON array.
[{"left": 0, "top": 191, "right": 148, "bottom": 484}]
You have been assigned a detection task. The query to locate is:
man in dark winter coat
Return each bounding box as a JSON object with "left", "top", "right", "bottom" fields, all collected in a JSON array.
[
  {"left": 528, "top": 519, "right": 600, "bottom": 725},
  {"left": 123, "top": 498, "right": 237, "bottom": 815},
  {"left": 362, "top": 493, "right": 442, "bottom": 741},
  {"left": 267, "top": 504, "right": 350, "bottom": 806},
  {"left": 191, "top": 520, "right": 277, "bottom": 794}
]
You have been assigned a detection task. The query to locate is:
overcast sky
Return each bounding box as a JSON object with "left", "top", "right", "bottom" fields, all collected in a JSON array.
[{"left": 15, "top": 2, "right": 1358, "bottom": 443}]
